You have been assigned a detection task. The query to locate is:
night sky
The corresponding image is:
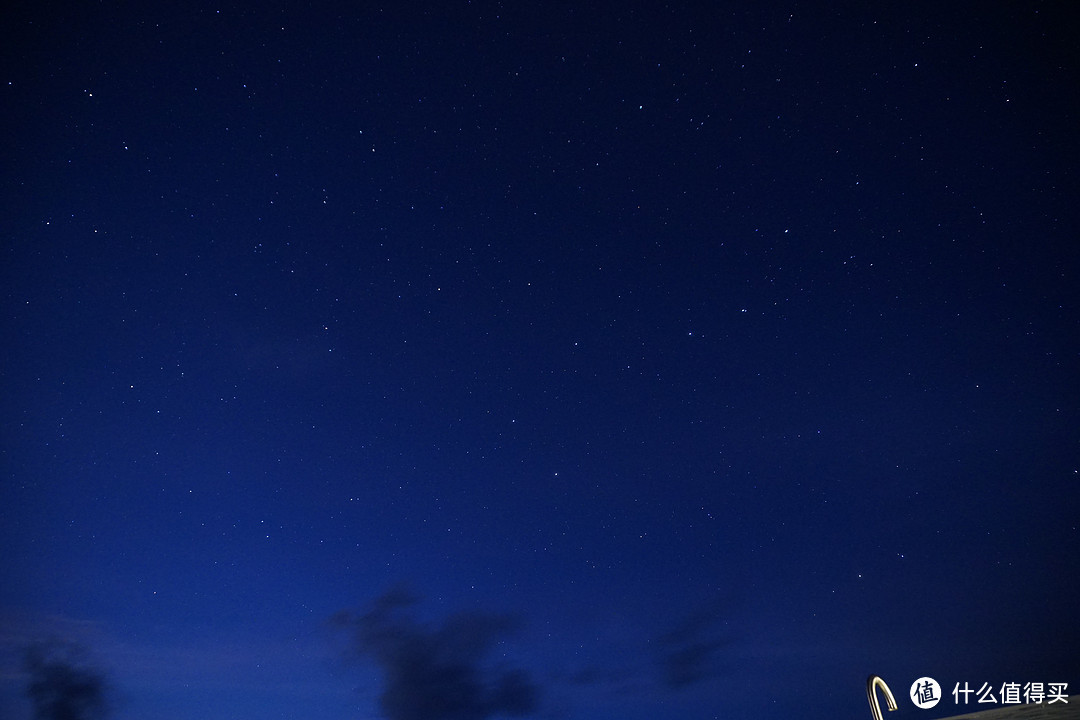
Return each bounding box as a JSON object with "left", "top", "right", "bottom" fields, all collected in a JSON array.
[{"left": 2, "top": 2, "right": 1078, "bottom": 720}]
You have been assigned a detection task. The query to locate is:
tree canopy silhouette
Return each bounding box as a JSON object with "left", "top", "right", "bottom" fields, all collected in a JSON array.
[{"left": 23, "top": 640, "right": 109, "bottom": 720}]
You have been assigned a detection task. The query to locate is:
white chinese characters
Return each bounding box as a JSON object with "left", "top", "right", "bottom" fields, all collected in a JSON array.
[{"left": 951, "top": 682, "right": 1069, "bottom": 706}]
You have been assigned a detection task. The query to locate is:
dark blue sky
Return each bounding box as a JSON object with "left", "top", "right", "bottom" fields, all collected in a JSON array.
[{"left": 2, "top": 2, "right": 1078, "bottom": 720}]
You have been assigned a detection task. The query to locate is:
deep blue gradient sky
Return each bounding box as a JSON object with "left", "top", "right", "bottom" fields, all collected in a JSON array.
[{"left": 2, "top": 2, "right": 1078, "bottom": 720}]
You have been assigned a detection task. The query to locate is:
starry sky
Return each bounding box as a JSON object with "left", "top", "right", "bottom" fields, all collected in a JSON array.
[{"left": 1, "top": 2, "right": 1078, "bottom": 720}]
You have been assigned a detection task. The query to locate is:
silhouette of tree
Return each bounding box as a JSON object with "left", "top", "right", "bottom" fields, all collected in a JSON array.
[{"left": 23, "top": 640, "right": 109, "bottom": 720}]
